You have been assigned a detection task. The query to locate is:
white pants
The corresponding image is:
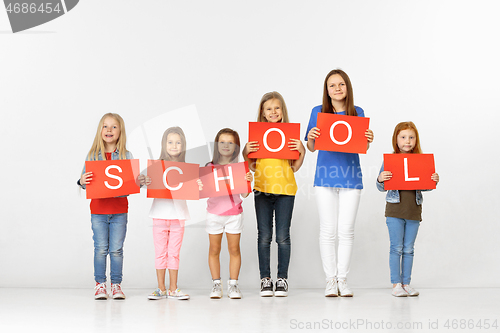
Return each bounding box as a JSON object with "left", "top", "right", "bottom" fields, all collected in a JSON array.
[{"left": 316, "top": 187, "right": 361, "bottom": 280}]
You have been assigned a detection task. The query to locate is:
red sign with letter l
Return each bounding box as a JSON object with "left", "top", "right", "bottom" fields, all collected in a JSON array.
[{"left": 383, "top": 154, "right": 436, "bottom": 190}]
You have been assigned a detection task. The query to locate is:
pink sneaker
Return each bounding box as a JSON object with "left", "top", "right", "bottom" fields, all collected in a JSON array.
[
  {"left": 111, "top": 283, "right": 126, "bottom": 299},
  {"left": 94, "top": 282, "right": 108, "bottom": 300}
]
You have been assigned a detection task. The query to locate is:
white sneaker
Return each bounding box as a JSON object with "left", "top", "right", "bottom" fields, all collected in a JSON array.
[
  {"left": 403, "top": 285, "right": 419, "bottom": 296},
  {"left": 325, "top": 279, "right": 338, "bottom": 297},
  {"left": 148, "top": 288, "right": 167, "bottom": 300},
  {"left": 227, "top": 280, "right": 242, "bottom": 299},
  {"left": 210, "top": 280, "right": 222, "bottom": 299},
  {"left": 337, "top": 279, "right": 353, "bottom": 297},
  {"left": 392, "top": 283, "right": 408, "bottom": 297},
  {"left": 167, "top": 288, "right": 190, "bottom": 300}
]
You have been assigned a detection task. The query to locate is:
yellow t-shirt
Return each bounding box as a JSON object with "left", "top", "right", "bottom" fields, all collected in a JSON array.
[{"left": 253, "top": 158, "right": 297, "bottom": 196}]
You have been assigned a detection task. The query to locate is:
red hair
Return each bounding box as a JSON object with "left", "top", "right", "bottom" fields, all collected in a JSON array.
[{"left": 392, "top": 121, "right": 422, "bottom": 154}]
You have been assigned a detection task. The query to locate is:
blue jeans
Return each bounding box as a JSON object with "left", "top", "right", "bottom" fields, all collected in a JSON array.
[
  {"left": 386, "top": 217, "right": 420, "bottom": 285},
  {"left": 91, "top": 213, "right": 128, "bottom": 284},
  {"left": 254, "top": 191, "right": 295, "bottom": 279}
]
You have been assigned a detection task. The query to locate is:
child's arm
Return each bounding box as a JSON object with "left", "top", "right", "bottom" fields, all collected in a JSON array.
[
  {"left": 422, "top": 173, "right": 439, "bottom": 192},
  {"left": 365, "top": 129, "right": 374, "bottom": 150},
  {"left": 78, "top": 171, "right": 93, "bottom": 189},
  {"left": 289, "top": 139, "right": 306, "bottom": 172},
  {"left": 431, "top": 173, "right": 439, "bottom": 184},
  {"left": 376, "top": 163, "right": 390, "bottom": 192},
  {"left": 243, "top": 141, "right": 259, "bottom": 171},
  {"left": 306, "top": 127, "right": 320, "bottom": 152},
  {"left": 138, "top": 174, "right": 152, "bottom": 188},
  {"left": 241, "top": 171, "right": 253, "bottom": 198}
]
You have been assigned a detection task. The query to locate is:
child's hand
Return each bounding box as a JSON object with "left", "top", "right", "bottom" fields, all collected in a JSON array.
[
  {"left": 289, "top": 139, "right": 305, "bottom": 155},
  {"left": 81, "top": 172, "right": 93, "bottom": 185},
  {"left": 365, "top": 129, "right": 374, "bottom": 143},
  {"left": 245, "top": 141, "right": 259, "bottom": 154},
  {"left": 431, "top": 173, "right": 439, "bottom": 184},
  {"left": 138, "top": 174, "right": 152, "bottom": 186},
  {"left": 245, "top": 171, "right": 253, "bottom": 183},
  {"left": 307, "top": 127, "right": 320, "bottom": 141},
  {"left": 197, "top": 179, "right": 203, "bottom": 191},
  {"left": 378, "top": 171, "right": 392, "bottom": 183}
]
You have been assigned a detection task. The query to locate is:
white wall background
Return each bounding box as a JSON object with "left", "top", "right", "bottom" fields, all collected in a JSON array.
[{"left": 1, "top": 0, "right": 499, "bottom": 290}]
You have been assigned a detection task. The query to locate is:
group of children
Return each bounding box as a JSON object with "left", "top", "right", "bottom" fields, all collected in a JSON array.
[{"left": 78, "top": 69, "right": 439, "bottom": 301}]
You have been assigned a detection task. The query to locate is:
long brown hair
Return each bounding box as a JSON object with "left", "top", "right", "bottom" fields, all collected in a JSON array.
[
  {"left": 87, "top": 113, "right": 127, "bottom": 161},
  {"left": 159, "top": 127, "right": 186, "bottom": 162},
  {"left": 210, "top": 128, "right": 240, "bottom": 165},
  {"left": 322, "top": 69, "right": 357, "bottom": 116},
  {"left": 392, "top": 121, "right": 422, "bottom": 154},
  {"left": 257, "top": 91, "right": 290, "bottom": 123}
]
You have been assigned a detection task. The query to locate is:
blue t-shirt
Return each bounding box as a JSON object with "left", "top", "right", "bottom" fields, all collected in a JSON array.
[{"left": 304, "top": 105, "right": 365, "bottom": 189}]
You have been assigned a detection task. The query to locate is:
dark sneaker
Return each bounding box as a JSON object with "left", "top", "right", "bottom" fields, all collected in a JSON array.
[
  {"left": 260, "top": 278, "right": 274, "bottom": 297},
  {"left": 275, "top": 278, "right": 288, "bottom": 297}
]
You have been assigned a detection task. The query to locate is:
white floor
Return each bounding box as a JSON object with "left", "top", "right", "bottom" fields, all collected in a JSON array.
[{"left": 0, "top": 288, "right": 498, "bottom": 333}]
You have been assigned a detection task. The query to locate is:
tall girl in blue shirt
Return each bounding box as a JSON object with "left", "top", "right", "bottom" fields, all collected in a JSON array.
[{"left": 306, "top": 69, "right": 373, "bottom": 297}]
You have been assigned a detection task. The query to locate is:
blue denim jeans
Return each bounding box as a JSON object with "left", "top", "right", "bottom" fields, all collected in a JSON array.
[
  {"left": 91, "top": 213, "right": 128, "bottom": 284},
  {"left": 254, "top": 190, "right": 295, "bottom": 279},
  {"left": 386, "top": 217, "right": 420, "bottom": 285}
]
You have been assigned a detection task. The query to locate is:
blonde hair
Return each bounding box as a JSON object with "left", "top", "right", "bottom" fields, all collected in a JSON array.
[
  {"left": 256, "top": 91, "right": 293, "bottom": 165},
  {"left": 257, "top": 91, "right": 290, "bottom": 123},
  {"left": 87, "top": 113, "right": 127, "bottom": 161},
  {"left": 159, "top": 127, "right": 186, "bottom": 162},
  {"left": 392, "top": 121, "right": 422, "bottom": 154}
]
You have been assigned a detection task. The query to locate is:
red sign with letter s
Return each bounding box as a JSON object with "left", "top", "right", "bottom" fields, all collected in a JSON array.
[{"left": 85, "top": 159, "right": 140, "bottom": 199}]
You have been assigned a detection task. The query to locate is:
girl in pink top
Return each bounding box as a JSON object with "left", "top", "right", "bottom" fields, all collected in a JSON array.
[{"left": 206, "top": 128, "right": 253, "bottom": 299}]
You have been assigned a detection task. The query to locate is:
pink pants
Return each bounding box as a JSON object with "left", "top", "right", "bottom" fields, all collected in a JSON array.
[{"left": 152, "top": 219, "right": 185, "bottom": 270}]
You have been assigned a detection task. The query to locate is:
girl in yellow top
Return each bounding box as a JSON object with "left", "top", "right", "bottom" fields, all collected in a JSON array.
[{"left": 243, "top": 91, "right": 305, "bottom": 297}]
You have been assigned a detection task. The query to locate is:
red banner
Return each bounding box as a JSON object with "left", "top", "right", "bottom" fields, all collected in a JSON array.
[
  {"left": 383, "top": 154, "right": 436, "bottom": 190},
  {"left": 199, "top": 162, "right": 251, "bottom": 199},
  {"left": 85, "top": 159, "right": 140, "bottom": 199},
  {"left": 247, "top": 122, "right": 300, "bottom": 160},
  {"left": 146, "top": 160, "right": 200, "bottom": 200},
  {"left": 315, "top": 113, "right": 370, "bottom": 154}
]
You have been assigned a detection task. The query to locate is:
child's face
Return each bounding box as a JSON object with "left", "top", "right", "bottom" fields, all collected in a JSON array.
[
  {"left": 262, "top": 98, "right": 283, "bottom": 123},
  {"left": 327, "top": 74, "right": 347, "bottom": 103},
  {"left": 101, "top": 117, "right": 121, "bottom": 145},
  {"left": 218, "top": 133, "right": 236, "bottom": 158},
  {"left": 397, "top": 129, "right": 417, "bottom": 153},
  {"left": 166, "top": 133, "right": 183, "bottom": 158}
]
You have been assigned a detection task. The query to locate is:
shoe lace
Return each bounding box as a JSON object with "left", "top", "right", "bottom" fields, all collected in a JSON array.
[
  {"left": 228, "top": 284, "right": 238, "bottom": 294},
  {"left": 403, "top": 285, "right": 414, "bottom": 293},
  {"left": 276, "top": 278, "right": 287, "bottom": 289},
  {"left": 95, "top": 283, "right": 106, "bottom": 292},
  {"left": 326, "top": 279, "right": 336, "bottom": 289},
  {"left": 112, "top": 284, "right": 122, "bottom": 293},
  {"left": 338, "top": 279, "right": 347, "bottom": 290},
  {"left": 261, "top": 278, "right": 271, "bottom": 288},
  {"left": 212, "top": 282, "right": 221, "bottom": 293}
]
